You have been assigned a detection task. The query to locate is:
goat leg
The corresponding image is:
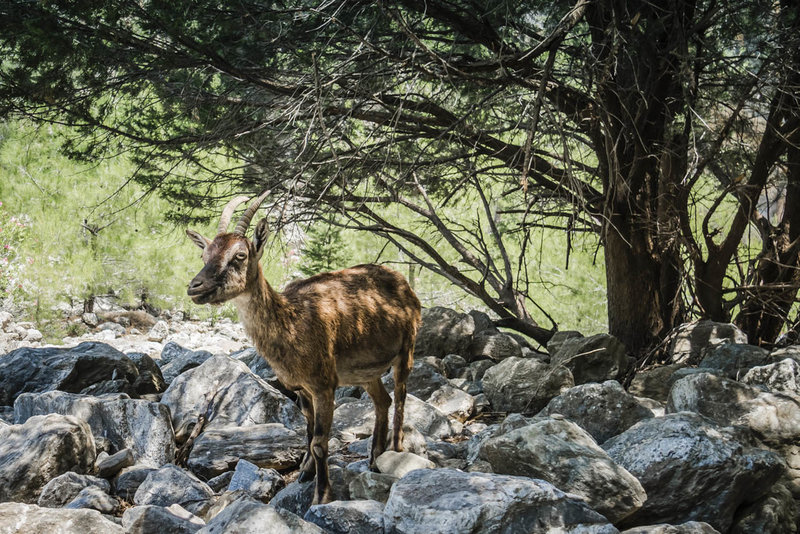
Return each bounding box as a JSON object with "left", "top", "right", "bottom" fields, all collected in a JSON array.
[
  {"left": 296, "top": 390, "right": 317, "bottom": 482},
  {"left": 310, "top": 389, "right": 335, "bottom": 505},
  {"left": 364, "top": 378, "right": 391, "bottom": 468}
]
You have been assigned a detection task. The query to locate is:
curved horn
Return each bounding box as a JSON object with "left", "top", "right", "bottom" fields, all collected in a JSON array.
[
  {"left": 233, "top": 190, "right": 270, "bottom": 236},
  {"left": 216, "top": 195, "right": 250, "bottom": 235}
]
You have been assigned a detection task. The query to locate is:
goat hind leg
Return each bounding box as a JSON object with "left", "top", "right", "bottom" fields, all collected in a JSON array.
[
  {"left": 297, "top": 390, "right": 316, "bottom": 482},
  {"left": 310, "top": 389, "right": 335, "bottom": 505},
  {"left": 391, "top": 339, "right": 414, "bottom": 452},
  {"left": 364, "top": 378, "right": 391, "bottom": 468}
]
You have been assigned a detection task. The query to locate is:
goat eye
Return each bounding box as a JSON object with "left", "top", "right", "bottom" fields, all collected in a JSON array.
[{"left": 235, "top": 252, "right": 247, "bottom": 261}]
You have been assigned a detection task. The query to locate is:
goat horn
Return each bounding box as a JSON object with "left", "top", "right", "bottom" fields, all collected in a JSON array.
[
  {"left": 216, "top": 196, "right": 250, "bottom": 235},
  {"left": 233, "top": 190, "right": 270, "bottom": 236}
]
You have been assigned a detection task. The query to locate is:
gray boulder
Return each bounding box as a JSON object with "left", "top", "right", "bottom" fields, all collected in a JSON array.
[
  {"left": 467, "top": 331, "right": 522, "bottom": 362},
  {"left": 539, "top": 380, "right": 654, "bottom": 443},
  {"left": 227, "top": 459, "right": 285, "bottom": 503},
  {"left": 667, "top": 372, "right": 800, "bottom": 447},
  {"left": 199, "top": 497, "right": 324, "bottom": 533},
  {"left": 730, "top": 480, "right": 798, "bottom": 534},
  {"left": 134, "top": 464, "right": 214, "bottom": 515},
  {"left": 374, "top": 450, "right": 434, "bottom": 478},
  {"left": 482, "top": 357, "right": 574, "bottom": 413},
  {"left": 14, "top": 391, "right": 175, "bottom": 467},
  {"left": 426, "top": 384, "right": 475, "bottom": 421},
  {"left": 698, "top": 343, "right": 769, "bottom": 379},
  {"left": 127, "top": 352, "right": 167, "bottom": 394},
  {"left": 348, "top": 471, "right": 398, "bottom": 503},
  {"left": 332, "top": 394, "right": 459, "bottom": 442},
  {"left": 551, "top": 333, "right": 631, "bottom": 384},
  {"left": 621, "top": 523, "right": 719, "bottom": 533},
  {"left": 64, "top": 485, "right": 120, "bottom": 514},
  {"left": 160, "top": 354, "right": 304, "bottom": 443},
  {"left": 187, "top": 423, "right": 305, "bottom": 479},
  {"left": 742, "top": 358, "right": 800, "bottom": 398},
  {"left": 114, "top": 465, "right": 157, "bottom": 502},
  {"left": 383, "top": 468, "right": 618, "bottom": 534},
  {"left": 770, "top": 345, "right": 800, "bottom": 365},
  {"left": 381, "top": 361, "right": 448, "bottom": 401},
  {"left": 628, "top": 364, "right": 686, "bottom": 402},
  {"left": 481, "top": 417, "right": 646, "bottom": 524},
  {"left": 304, "top": 500, "right": 385, "bottom": 534},
  {"left": 441, "top": 354, "right": 468, "bottom": 378},
  {"left": 666, "top": 320, "right": 748, "bottom": 365},
  {"left": 0, "top": 502, "right": 125, "bottom": 533},
  {"left": 158, "top": 342, "right": 214, "bottom": 384},
  {"left": 0, "top": 342, "right": 139, "bottom": 406},
  {"left": 414, "top": 307, "right": 475, "bottom": 358},
  {"left": 123, "top": 504, "right": 205, "bottom": 534},
  {"left": 38, "top": 472, "right": 110, "bottom": 508},
  {"left": 546, "top": 330, "right": 584, "bottom": 357},
  {"left": 603, "top": 412, "right": 785, "bottom": 532},
  {"left": 0, "top": 414, "right": 95, "bottom": 503},
  {"left": 96, "top": 447, "right": 135, "bottom": 478}
]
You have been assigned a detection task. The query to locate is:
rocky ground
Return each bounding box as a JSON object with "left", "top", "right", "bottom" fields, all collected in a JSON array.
[{"left": 0, "top": 305, "right": 799, "bottom": 533}]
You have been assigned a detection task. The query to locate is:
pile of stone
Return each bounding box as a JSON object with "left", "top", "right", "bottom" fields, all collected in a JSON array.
[{"left": 0, "top": 307, "right": 798, "bottom": 533}]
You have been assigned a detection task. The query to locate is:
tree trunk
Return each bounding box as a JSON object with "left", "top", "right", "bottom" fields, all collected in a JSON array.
[{"left": 604, "top": 212, "right": 679, "bottom": 354}]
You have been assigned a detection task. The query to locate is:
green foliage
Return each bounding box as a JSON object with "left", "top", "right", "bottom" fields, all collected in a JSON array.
[
  {"left": 298, "top": 223, "right": 348, "bottom": 277},
  {"left": 0, "top": 199, "right": 31, "bottom": 300}
]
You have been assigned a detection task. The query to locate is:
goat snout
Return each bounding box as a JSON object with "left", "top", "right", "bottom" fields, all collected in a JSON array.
[{"left": 187, "top": 277, "right": 209, "bottom": 296}]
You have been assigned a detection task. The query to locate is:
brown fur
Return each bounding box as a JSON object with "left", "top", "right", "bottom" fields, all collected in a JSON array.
[{"left": 187, "top": 222, "right": 421, "bottom": 504}]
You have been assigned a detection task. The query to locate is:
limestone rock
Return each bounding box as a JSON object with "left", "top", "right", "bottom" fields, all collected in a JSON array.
[
  {"left": 160, "top": 354, "right": 304, "bottom": 443},
  {"left": 482, "top": 357, "right": 574, "bottom": 413},
  {"left": 481, "top": 417, "right": 646, "bottom": 524},
  {"left": 628, "top": 364, "right": 686, "bottom": 402},
  {"left": 134, "top": 464, "right": 214, "bottom": 515},
  {"left": 666, "top": 320, "right": 748, "bottom": 365},
  {"left": 603, "top": 412, "right": 785, "bottom": 532},
  {"left": 550, "top": 333, "right": 631, "bottom": 384},
  {"left": 698, "top": 343, "right": 769, "bottom": 379},
  {"left": 38, "top": 472, "right": 110, "bottom": 508},
  {"left": 64, "top": 485, "right": 120, "bottom": 514},
  {"left": 348, "top": 471, "right": 398, "bottom": 503},
  {"left": 742, "top": 358, "right": 800, "bottom": 398},
  {"left": 123, "top": 504, "right": 205, "bottom": 534},
  {"left": 198, "top": 498, "right": 324, "bottom": 533},
  {"left": 539, "top": 380, "right": 654, "bottom": 443},
  {"left": 227, "top": 459, "right": 285, "bottom": 503},
  {"left": 187, "top": 423, "right": 305, "bottom": 479},
  {"left": 667, "top": 372, "right": 800, "bottom": 447},
  {"left": 14, "top": 391, "right": 175, "bottom": 467},
  {"left": 0, "top": 414, "right": 95, "bottom": 503},
  {"left": 158, "top": 342, "right": 214, "bottom": 384},
  {"left": 332, "top": 394, "right": 459, "bottom": 442},
  {"left": 467, "top": 331, "right": 522, "bottom": 362},
  {"left": 427, "top": 384, "right": 475, "bottom": 421},
  {"left": 374, "top": 450, "right": 434, "bottom": 478},
  {"left": 414, "top": 307, "right": 475, "bottom": 358},
  {"left": 304, "top": 500, "right": 385, "bottom": 534},
  {"left": 0, "top": 342, "right": 139, "bottom": 406},
  {"left": 0, "top": 502, "right": 125, "bottom": 533},
  {"left": 383, "top": 468, "right": 617, "bottom": 534}
]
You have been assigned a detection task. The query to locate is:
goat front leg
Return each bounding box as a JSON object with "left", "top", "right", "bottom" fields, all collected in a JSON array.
[
  {"left": 310, "top": 388, "right": 335, "bottom": 505},
  {"left": 296, "top": 390, "right": 316, "bottom": 482},
  {"left": 364, "top": 378, "right": 391, "bottom": 468}
]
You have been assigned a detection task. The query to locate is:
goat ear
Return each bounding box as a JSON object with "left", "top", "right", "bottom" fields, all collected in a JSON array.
[
  {"left": 186, "top": 229, "right": 211, "bottom": 250},
  {"left": 253, "top": 218, "right": 269, "bottom": 260}
]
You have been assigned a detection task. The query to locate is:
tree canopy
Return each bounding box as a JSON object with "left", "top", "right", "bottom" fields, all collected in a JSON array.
[{"left": 2, "top": 0, "right": 799, "bottom": 354}]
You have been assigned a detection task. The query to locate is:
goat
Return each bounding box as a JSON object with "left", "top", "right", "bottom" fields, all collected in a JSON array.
[{"left": 185, "top": 192, "right": 421, "bottom": 504}]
